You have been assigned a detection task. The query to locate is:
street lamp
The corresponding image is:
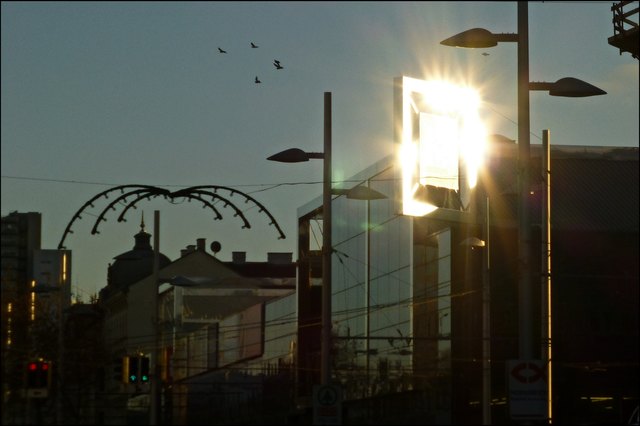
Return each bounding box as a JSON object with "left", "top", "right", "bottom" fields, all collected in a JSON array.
[
  {"left": 440, "top": 1, "right": 606, "bottom": 421},
  {"left": 331, "top": 185, "right": 387, "bottom": 200},
  {"left": 441, "top": 3, "right": 606, "bottom": 423},
  {"left": 269, "top": 92, "right": 333, "bottom": 386},
  {"left": 268, "top": 92, "right": 386, "bottom": 386}
]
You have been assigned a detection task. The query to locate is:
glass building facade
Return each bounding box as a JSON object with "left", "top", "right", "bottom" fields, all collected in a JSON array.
[
  {"left": 297, "top": 155, "right": 461, "bottom": 423},
  {"left": 296, "top": 144, "right": 638, "bottom": 424}
]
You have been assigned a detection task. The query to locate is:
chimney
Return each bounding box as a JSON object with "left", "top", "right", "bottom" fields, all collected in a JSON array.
[
  {"left": 268, "top": 252, "right": 293, "bottom": 265},
  {"left": 232, "top": 251, "right": 246, "bottom": 264},
  {"left": 196, "top": 238, "right": 206, "bottom": 252},
  {"left": 181, "top": 245, "right": 196, "bottom": 257}
]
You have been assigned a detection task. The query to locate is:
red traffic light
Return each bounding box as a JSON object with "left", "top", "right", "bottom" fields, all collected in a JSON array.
[
  {"left": 28, "top": 361, "right": 49, "bottom": 371},
  {"left": 27, "top": 361, "right": 50, "bottom": 389}
]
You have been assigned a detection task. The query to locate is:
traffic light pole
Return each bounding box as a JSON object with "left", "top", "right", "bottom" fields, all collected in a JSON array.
[
  {"left": 150, "top": 210, "right": 160, "bottom": 425},
  {"left": 57, "top": 286, "right": 64, "bottom": 425}
]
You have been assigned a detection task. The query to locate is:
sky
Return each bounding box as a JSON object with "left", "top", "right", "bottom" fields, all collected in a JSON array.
[{"left": 2, "top": 1, "right": 638, "bottom": 301}]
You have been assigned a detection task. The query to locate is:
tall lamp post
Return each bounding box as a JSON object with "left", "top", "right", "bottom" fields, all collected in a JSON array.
[
  {"left": 441, "top": 2, "right": 606, "bottom": 423},
  {"left": 150, "top": 210, "right": 160, "bottom": 425},
  {"left": 269, "top": 92, "right": 333, "bottom": 385},
  {"left": 541, "top": 129, "right": 552, "bottom": 422},
  {"left": 268, "top": 92, "right": 386, "bottom": 387}
]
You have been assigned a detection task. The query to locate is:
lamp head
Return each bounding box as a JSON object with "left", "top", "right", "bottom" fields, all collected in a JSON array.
[
  {"left": 267, "top": 148, "right": 311, "bottom": 163},
  {"left": 548, "top": 77, "right": 607, "bottom": 97},
  {"left": 332, "top": 186, "right": 387, "bottom": 200},
  {"left": 345, "top": 186, "right": 387, "bottom": 200},
  {"left": 440, "top": 28, "right": 498, "bottom": 48},
  {"left": 460, "top": 237, "right": 486, "bottom": 248}
]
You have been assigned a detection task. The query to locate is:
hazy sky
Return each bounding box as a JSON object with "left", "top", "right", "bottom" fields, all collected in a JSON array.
[{"left": 2, "top": 1, "right": 638, "bottom": 301}]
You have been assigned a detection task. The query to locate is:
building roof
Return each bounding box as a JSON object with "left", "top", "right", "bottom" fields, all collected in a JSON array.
[
  {"left": 158, "top": 249, "right": 296, "bottom": 323},
  {"left": 102, "top": 219, "right": 171, "bottom": 297},
  {"left": 224, "top": 261, "right": 296, "bottom": 279}
]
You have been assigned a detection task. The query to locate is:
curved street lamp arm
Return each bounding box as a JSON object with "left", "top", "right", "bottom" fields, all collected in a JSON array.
[
  {"left": 58, "top": 184, "right": 163, "bottom": 248},
  {"left": 173, "top": 193, "right": 224, "bottom": 221},
  {"left": 185, "top": 185, "right": 286, "bottom": 239},
  {"left": 59, "top": 183, "right": 287, "bottom": 249},
  {"left": 116, "top": 191, "right": 185, "bottom": 223},
  {"left": 170, "top": 188, "right": 251, "bottom": 230},
  {"left": 91, "top": 188, "right": 171, "bottom": 235}
]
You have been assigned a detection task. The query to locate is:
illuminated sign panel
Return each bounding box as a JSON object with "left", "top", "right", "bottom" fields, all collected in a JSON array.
[
  {"left": 419, "top": 112, "right": 459, "bottom": 190},
  {"left": 396, "top": 76, "right": 486, "bottom": 217}
]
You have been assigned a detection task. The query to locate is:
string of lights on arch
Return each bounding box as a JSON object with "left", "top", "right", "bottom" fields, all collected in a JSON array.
[{"left": 57, "top": 184, "right": 286, "bottom": 249}]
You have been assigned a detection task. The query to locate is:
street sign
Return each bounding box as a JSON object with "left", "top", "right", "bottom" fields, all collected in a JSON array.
[
  {"left": 507, "top": 359, "right": 548, "bottom": 421},
  {"left": 313, "top": 384, "right": 342, "bottom": 425}
]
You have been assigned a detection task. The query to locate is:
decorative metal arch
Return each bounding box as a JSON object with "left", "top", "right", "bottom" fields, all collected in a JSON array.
[{"left": 57, "top": 184, "right": 286, "bottom": 249}]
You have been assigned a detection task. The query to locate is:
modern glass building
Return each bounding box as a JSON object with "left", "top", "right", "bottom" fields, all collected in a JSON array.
[{"left": 296, "top": 142, "right": 638, "bottom": 424}]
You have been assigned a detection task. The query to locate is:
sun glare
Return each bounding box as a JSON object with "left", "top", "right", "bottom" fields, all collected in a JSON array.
[{"left": 398, "top": 76, "right": 486, "bottom": 216}]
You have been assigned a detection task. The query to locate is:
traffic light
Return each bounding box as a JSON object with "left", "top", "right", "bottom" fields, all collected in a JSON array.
[
  {"left": 113, "top": 358, "right": 124, "bottom": 383},
  {"left": 27, "top": 361, "right": 51, "bottom": 389},
  {"left": 119, "top": 355, "right": 150, "bottom": 384},
  {"left": 140, "top": 356, "right": 150, "bottom": 383},
  {"left": 127, "top": 356, "right": 139, "bottom": 383}
]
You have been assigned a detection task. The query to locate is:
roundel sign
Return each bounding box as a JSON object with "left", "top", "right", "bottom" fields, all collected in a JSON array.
[
  {"left": 507, "top": 359, "right": 548, "bottom": 421},
  {"left": 511, "top": 361, "right": 546, "bottom": 384},
  {"left": 313, "top": 384, "right": 342, "bottom": 425}
]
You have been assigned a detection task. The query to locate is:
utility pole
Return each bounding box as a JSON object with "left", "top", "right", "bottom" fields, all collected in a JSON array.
[{"left": 150, "top": 210, "right": 160, "bottom": 425}]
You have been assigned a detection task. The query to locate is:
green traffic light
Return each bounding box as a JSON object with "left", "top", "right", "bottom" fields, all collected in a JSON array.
[{"left": 140, "top": 356, "right": 150, "bottom": 382}]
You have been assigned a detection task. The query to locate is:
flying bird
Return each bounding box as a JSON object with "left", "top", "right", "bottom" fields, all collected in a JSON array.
[
  {"left": 218, "top": 47, "right": 227, "bottom": 53},
  {"left": 481, "top": 52, "right": 490, "bottom": 57},
  {"left": 251, "top": 42, "right": 259, "bottom": 48},
  {"left": 255, "top": 76, "right": 261, "bottom": 84},
  {"left": 273, "top": 60, "right": 283, "bottom": 70}
]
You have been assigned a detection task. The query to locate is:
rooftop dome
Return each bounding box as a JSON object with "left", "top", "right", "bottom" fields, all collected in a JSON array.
[{"left": 106, "top": 214, "right": 171, "bottom": 291}]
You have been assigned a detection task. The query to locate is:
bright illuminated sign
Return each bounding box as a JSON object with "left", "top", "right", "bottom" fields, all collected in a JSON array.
[
  {"left": 419, "top": 112, "right": 459, "bottom": 190},
  {"left": 395, "top": 76, "right": 486, "bottom": 216}
]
